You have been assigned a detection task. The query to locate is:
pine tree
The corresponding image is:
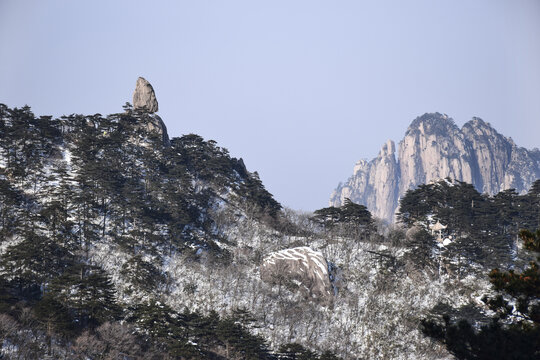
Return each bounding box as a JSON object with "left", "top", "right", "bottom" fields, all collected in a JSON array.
[
  {"left": 278, "top": 342, "right": 319, "bottom": 360},
  {"left": 121, "top": 254, "right": 164, "bottom": 292},
  {"left": 0, "top": 233, "right": 73, "bottom": 290},
  {"left": 47, "top": 263, "right": 120, "bottom": 328},
  {"left": 422, "top": 228, "right": 540, "bottom": 359}
]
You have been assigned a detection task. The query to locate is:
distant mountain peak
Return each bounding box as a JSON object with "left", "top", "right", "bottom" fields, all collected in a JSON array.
[
  {"left": 331, "top": 113, "right": 540, "bottom": 221},
  {"left": 407, "top": 112, "right": 456, "bottom": 131}
]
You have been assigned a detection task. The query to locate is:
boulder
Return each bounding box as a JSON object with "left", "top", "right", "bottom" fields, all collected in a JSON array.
[{"left": 261, "top": 247, "right": 333, "bottom": 302}]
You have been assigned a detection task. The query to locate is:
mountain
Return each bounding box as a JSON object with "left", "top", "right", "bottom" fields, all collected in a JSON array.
[
  {"left": 330, "top": 113, "right": 540, "bottom": 221},
  {"left": 1, "top": 82, "right": 538, "bottom": 360}
]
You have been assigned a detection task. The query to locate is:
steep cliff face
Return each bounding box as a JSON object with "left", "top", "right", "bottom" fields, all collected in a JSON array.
[
  {"left": 461, "top": 117, "right": 512, "bottom": 194},
  {"left": 503, "top": 144, "right": 540, "bottom": 192},
  {"left": 330, "top": 140, "right": 399, "bottom": 220},
  {"left": 398, "top": 113, "right": 474, "bottom": 196},
  {"left": 331, "top": 113, "right": 540, "bottom": 222}
]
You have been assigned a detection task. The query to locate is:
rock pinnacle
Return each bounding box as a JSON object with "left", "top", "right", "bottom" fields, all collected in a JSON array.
[{"left": 133, "top": 77, "right": 159, "bottom": 113}]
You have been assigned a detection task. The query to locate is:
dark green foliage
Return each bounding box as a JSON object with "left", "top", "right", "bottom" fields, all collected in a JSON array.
[
  {"left": 319, "top": 350, "right": 342, "bottom": 360},
  {"left": 404, "top": 227, "right": 437, "bottom": 269},
  {"left": 311, "top": 206, "right": 342, "bottom": 228},
  {"left": 0, "top": 178, "right": 26, "bottom": 238},
  {"left": 487, "top": 229, "right": 540, "bottom": 324},
  {"left": 519, "top": 228, "right": 540, "bottom": 253},
  {"left": 421, "top": 317, "right": 539, "bottom": 360},
  {"left": 0, "top": 102, "right": 281, "bottom": 263},
  {"left": 171, "top": 134, "right": 281, "bottom": 219},
  {"left": 0, "top": 103, "right": 338, "bottom": 359},
  {"left": 0, "top": 233, "right": 74, "bottom": 287},
  {"left": 127, "top": 302, "right": 275, "bottom": 359},
  {"left": 239, "top": 171, "right": 282, "bottom": 218},
  {"left": 34, "top": 293, "right": 75, "bottom": 337},
  {"left": 312, "top": 198, "right": 373, "bottom": 229},
  {"left": 121, "top": 254, "right": 165, "bottom": 292},
  {"left": 128, "top": 300, "right": 186, "bottom": 340},
  {"left": 422, "top": 228, "right": 540, "bottom": 359},
  {"left": 278, "top": 342, "right": 319, "bottom": 359},
  {"left": 341, "top": 198, "right": 373, "bottom": 225},
  {"left": 397, "top": 178, "right": 540, "bottom": 270},
  {"left": 0, "top": 277, "right": 19, "bottom": 313},
  {"left": 216, "top": 316, "right": 272, "bottom": 359},
  {"left": 46, "top": 264, "right": 121, "bottom": 328}
]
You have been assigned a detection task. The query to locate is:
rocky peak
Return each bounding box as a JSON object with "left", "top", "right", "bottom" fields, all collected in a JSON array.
[
  {"left": 462, "top": 117, "right": 501, "bottom": 140},
  {"left": 464, "top": 116, "right": 488, "bottom": 128},
  {"left": 398, "top": 113, "right": 474, "bottom": 196},
  {"left": 380, "top": 139, "right": 395, "bottom": 157},
  {"left": 133, "top": 77, "right": 159, "bottom": 113},
  {"left": 331, "top": 113, "right": 540, "bottom": 222},
  {"left": 461, "top": 117, "right": 512, "bottom": 193},
  {"left": 406, "top": 112, "right": 458, "bottom": 136}
]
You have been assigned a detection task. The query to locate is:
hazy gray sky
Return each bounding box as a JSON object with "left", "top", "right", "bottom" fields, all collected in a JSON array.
[{"left": 1, "top": 0, "right": 539, "bottom": 211}]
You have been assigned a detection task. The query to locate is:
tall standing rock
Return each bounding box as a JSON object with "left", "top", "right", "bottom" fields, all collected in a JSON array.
[
  {"left": 133, "top": 77, "right": 159, "bottom": 113},
  {"left": 331, "top": 113, "right": 540, "bottom": 222},
  {"left": 131, "top": 77, "right": 169, "bottom": 146}
]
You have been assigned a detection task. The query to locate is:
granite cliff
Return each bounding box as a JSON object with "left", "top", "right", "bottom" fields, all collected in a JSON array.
[{"left": 330, "top": 113, "right": 540, "bottom": 221}]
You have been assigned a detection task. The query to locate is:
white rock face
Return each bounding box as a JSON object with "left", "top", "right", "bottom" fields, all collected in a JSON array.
[
  {"left": 260, "top": 246, "right": 333, "bottom": 302},
  {"left": 330, "top": 140, "right": 399, "bottom": 220},
  {"left": 330, "top": 113, "right": 540, "bottom": 222},
  {"left": 461, "top": 117, "right": 512, "bottom": 194},
  {"left": 131, "top": 77, "right": 170, "bottom": 146},
  {"left": 133, "top": 77, "right": 159, "bottom": 113},
  {"left": 397, "top": 114, "right": 474, "bottom": 196}
]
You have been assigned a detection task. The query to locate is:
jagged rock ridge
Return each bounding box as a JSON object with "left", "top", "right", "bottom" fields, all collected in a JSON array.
[{"left": 330, "top": 113, "right": 540, "bottom": 221}]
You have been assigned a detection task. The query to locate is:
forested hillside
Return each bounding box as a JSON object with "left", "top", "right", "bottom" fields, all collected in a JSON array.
[
  {"left": 0, "top": 104, "right": 538, "bottom": 359},
  {"left": 0, "top": 104, "right": 295, "bottom": 359}
]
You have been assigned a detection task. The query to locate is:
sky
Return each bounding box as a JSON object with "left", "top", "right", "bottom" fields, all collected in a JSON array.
[{"left": 1, "top": 0, "right": 539, "bottom": 211}]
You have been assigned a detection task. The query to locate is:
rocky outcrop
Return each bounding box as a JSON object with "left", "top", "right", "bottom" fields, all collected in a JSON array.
[
  {"left": 131, "top": 77, "right": 169, "bottom": 146},
  {"left": 146, "top": 115, "right": 170, "bottom": 146},
  {"left": 330, "top": 140, "right": 399, "bottom": 220},
  {"left": 260, "top": 247, "right": 333, "bottom": 302},
  {"left": 330, "top": 113, "right": 540, "bottom": 222},
  {"left": 133, "top": 77, "right": 159, "bottom": 113}
]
